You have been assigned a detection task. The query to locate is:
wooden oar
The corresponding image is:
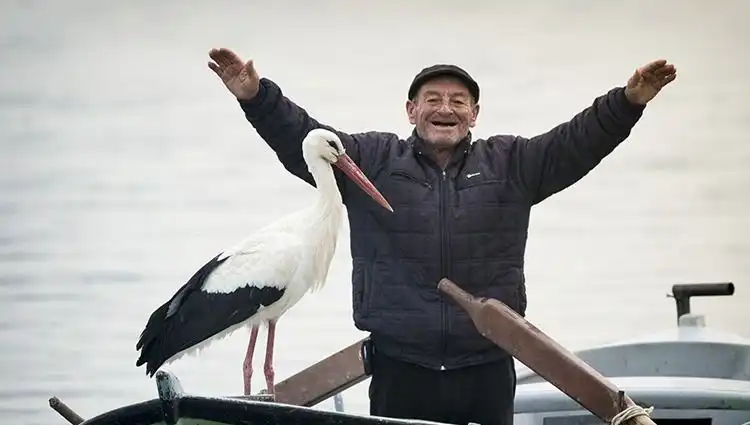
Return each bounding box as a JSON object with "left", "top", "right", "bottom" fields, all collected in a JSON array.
[
  {"left": 437, "top": 278, "right": 656, "bottom": 425},
  {"left": 48, "top": 396, "right": 84, "bottom": 424},
  {"left": 273, "top": 337, "right": 369, "bottom": 406}
]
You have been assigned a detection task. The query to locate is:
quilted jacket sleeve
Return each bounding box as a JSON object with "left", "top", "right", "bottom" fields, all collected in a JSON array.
[
  {"left": 237, "top": 78, "right": 391, "bottom": 196},
  {"left": 510, "top": 87, "right": 646, "bottom": 204}
]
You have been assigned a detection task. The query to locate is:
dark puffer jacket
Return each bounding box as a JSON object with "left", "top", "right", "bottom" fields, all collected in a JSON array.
[{"left": 238, "top": 78, "right": 645, "bottom": 370}]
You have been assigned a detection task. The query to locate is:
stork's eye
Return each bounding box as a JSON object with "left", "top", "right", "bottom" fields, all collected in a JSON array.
[{"left": 326, "top": 140, "right": 342, "bottom": 155}]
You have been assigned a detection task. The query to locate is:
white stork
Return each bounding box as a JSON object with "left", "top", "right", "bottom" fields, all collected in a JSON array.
[{"left": 135, "top": 128, "right": 393, "bottom": 396}]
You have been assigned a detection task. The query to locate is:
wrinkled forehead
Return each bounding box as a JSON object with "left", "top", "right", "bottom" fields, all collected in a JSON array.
[{"left": 417, "top": 76, "right": 474, "bottom": 100}]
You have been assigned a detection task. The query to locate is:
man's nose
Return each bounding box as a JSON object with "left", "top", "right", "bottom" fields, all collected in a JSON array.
[{"left": 436, "top": 101, "right": 453, "bottom": 114}]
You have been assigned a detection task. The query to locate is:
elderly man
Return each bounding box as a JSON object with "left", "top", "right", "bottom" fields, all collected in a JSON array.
[{"left": 207, "top": 48, "right": 676, "bottom": 425}]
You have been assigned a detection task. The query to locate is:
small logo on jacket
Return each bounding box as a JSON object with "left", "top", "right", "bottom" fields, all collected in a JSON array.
[{"left": 466, "top": 172, "right": 481, "bottom": 179}]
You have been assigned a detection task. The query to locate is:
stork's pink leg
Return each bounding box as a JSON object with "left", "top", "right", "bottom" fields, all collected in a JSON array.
[
  {"left": 264, "top": 320, "right": 276, "bottom": 395},
  {"left": 243, "top": 325, "right": 260, "bottom": 396}
]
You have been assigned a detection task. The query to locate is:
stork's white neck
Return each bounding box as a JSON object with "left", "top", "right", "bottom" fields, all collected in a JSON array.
[
  {"left": 301, "top": 157, "right": 344, "bottom": 292},
  {"left": 307, "top": 157, "right": 343, "bottom": 214}
]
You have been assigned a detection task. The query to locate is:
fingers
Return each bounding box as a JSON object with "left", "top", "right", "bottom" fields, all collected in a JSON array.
[
  {"left": 207, "top": 49, "right": 225, "bottom": 75},
  {"left": 644, "top": 70, "right": 677, "bottom": 90},
  {"left": 208, "top": 47, "right": 244, "bottom": 69},
  {"left": 245, "top": 59, "right": 258, "bottom": 77},
  {"left": 633, "top": 59, "right": 676, "bottom": 89},
  {"left": 626, "top": 68, "right": 641, "bottom": 88},
  {"left": 652, "top": 64, "right": 676, "bottom": 78},
  {"left": 209, "top": 48, "right": 231, "bottom": 68},
  {"left": 207, "top": 61, "right": 221, "bottom": 76},
  {"left": 638, "top": 60, "right": 676, "bottom": 80},
  {"left": 651, "top": 63, "right": 677, "bottom": 88},
  {"left": 661, "top": 71, "right": 677, "bottom": 87},
  {"left": 641, "top": 59, "right": 667, "bottom": 74}
]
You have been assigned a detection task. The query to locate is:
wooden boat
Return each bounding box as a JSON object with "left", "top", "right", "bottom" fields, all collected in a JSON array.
[
  {"left": 51, "top": 282, "right": 749, "bottom": 425},
  {"left": 62, "top": 370, "right": 441, "bottom": 425}
]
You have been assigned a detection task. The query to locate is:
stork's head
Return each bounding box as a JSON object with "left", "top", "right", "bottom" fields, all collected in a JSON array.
[{"left": 303, "top": 128, "right": 393, "bottom": 213}]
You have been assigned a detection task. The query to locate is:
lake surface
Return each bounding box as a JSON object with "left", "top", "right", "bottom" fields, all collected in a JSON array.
[{"left": 1, "top": 1, "right": 748, "bottom": 424}]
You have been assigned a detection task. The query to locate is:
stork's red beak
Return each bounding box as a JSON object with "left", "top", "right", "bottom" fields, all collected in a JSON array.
[{"left": 334, "top": 153, "right": 394, "bottom": 213}]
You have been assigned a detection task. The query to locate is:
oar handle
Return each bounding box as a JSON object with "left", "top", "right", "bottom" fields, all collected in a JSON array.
[
  {"left": 49, "top": 396, "right": 84, "bottom": 425},
  {"left": 438, "top": 278, "right": 478, "bottom": 314},
  {"left": 437, "top": 278, "right": 658, "bottom": 425}
]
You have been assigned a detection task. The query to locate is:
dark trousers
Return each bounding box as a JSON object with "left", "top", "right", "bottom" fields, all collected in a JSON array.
[{"left": 368, "top": 351, "right": 516, "bottom": 425}]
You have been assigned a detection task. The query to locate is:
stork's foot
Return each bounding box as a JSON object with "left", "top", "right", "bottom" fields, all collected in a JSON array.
[{"left": 236, "top": 390, "right": 274, "bottom": 402}]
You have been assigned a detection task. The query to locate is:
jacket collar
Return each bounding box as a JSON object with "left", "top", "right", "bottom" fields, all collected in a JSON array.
[{"left": 407, "top": 129, "right": 473, "bottom": 170}]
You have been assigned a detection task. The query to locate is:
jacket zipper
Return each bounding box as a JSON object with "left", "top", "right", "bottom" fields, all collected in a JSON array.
[{"left": 439, "top": 168, "right": 449, "bottom": 370}]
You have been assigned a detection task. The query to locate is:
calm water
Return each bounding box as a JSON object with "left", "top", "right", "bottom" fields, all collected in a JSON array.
[{"left": 1, "top": 1, "right": 749, "bottom": 424}]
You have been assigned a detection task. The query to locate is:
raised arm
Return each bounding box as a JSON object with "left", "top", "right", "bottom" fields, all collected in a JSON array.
[
  {"left": 236, "top": 76, "right": 356, "bottom": 187},
  {"left": 207, "top": 48, "right": 374, "bottom": 189},
  {"left": 511, "top": 59, "right": 677, "bottom": 204}
]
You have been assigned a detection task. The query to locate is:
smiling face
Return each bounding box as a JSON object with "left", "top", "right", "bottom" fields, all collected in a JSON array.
[{"left": 406, "top": 75, "right": 479, "bottom": 151}]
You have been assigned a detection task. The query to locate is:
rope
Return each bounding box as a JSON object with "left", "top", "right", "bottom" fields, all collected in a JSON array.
[{"left": 611, "top": 405, "right": 654, "bottom": 425}]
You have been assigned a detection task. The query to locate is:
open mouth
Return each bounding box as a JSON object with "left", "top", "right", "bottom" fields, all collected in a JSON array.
[{"left": 431, "top": 121, "right": 458, "bottom": 128}]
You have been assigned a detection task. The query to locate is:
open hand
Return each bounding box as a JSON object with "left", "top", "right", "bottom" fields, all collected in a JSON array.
[
  {"left": 624, "top": 59, "right": 677, "bottom": 105},
  {"left": 208, "top": 48, "right": 260, "bottom": 101}
]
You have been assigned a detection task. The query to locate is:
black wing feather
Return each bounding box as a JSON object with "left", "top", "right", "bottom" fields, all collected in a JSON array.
[{"left": 135, "top": 253, "right": 285, "bottom": 376}]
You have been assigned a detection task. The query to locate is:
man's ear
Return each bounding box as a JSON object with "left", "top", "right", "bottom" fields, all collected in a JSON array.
[
  {"left": 406, "top": 99, "right": 417, "bottom": 125},
  {"left": 469, "top": 103, "right": 480, "bottom": 127}
]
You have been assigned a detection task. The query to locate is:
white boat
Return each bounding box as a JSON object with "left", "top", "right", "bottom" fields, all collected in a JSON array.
[{"left": 513, "top": 282, "right": 750, "bottom": 425}]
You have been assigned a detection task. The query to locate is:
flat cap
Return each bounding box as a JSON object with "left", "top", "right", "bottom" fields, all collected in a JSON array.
[{"left": 407, "top": 64, "right": 479, "bottom": 102}]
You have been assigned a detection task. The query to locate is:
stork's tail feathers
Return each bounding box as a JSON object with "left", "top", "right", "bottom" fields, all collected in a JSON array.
[
  {"left": 135, "top": 253, "right": 289, "bottom": 377},
  {"left": 135, "top": 284, "right": 287, "bottom": 377},
  {"left": 135, "top": 299, "right": 172, "bottom": 376},
  {"left": 135, "top": 254, "right": 228, "bottom": 376}
]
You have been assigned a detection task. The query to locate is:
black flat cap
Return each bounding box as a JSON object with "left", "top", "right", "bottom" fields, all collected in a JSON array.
[{"left": 407, "top": 64, "right": 480, "bottom": 102}]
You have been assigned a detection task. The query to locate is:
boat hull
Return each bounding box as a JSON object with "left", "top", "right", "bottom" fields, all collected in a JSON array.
[{"left": 78, "top": 370, "right": 441, "bottom": 425}]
